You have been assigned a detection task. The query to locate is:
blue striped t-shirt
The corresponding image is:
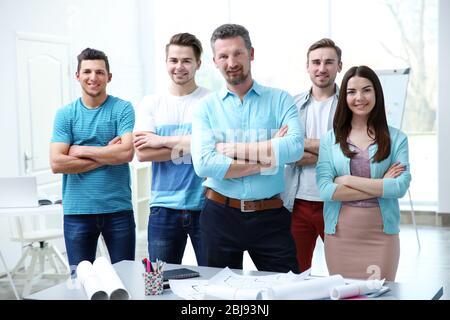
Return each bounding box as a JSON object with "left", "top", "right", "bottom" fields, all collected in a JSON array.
[
  {"left": 51, "top": 95, "right": 135, "bottom": 214},
  {"left": 135, "top": 87, "right": 210, "bottom": 210}
]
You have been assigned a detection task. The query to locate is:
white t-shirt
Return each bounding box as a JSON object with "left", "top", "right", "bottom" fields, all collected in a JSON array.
[
  {"left": 134, "top": 86, "right": 211, "bottom": 210},
  {"left": 135, "top": 86, "right": 211, "bottom": 132},
  {"left": 296, "top": 95, "right": 335, "bottom": 201}
]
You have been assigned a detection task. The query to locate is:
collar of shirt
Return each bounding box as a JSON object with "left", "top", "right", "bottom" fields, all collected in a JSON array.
[
  {"left": 299, "top": 84, "right": 340, "bottom": 110},
  {"left": 219, "top": 80, "right": 264, "bottom": 101}
]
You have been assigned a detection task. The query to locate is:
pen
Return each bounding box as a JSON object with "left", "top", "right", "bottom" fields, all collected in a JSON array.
[
  {"left": 146, "top": 259, "right": 151, "bottom": 273},
  {"left": 369, "top": 287, "right": 390, "bottom": 298},
  {"left": 142, "top": 258, "right": 147, "bottom": 272}
]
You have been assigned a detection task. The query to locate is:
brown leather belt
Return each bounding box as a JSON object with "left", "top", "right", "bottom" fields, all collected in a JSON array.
[{"left": 205, "top": 188, "right": 283, "bottom": 212}]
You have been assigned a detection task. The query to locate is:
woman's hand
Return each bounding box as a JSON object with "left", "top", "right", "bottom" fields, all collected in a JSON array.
[{"left": 383, "top": 161, "right": 406, "bottom": 178}]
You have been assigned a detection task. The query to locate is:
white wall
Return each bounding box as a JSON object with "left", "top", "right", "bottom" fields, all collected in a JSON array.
[
  {"left": 0, "top": 0, "right": 149, "bottom": 271},
  {"left": 137, "top": 0, "right": 156, "bottom": 95},
  {"left": 438, "top": 0, "right": 450, "bottom": 214}
]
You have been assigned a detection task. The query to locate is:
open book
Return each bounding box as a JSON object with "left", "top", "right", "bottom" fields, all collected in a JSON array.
[
  {"left": 76, "top": 257, "right": 130, "bottom": 300},
  {"left": 38, "top": 194, "right": 62, "bottom": 205}
]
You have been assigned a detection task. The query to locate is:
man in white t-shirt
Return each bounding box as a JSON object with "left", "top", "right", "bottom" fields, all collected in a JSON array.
[
  {"left": 282, "top": 38, "right": 342, "bottom": 272},
  {"left": 133, "top": 33, "right": 210, "bottom": 265}
]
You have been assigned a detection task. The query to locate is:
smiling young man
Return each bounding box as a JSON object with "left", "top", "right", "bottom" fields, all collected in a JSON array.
[
  {"left": 282, "top": 38, "right": 342, "bottom": 273},
  {"left": 50, "top": 48, "right": 136, "bottom": 270},
  {"left": 133, "top": 33, "right": 210, "bottom": 266}
]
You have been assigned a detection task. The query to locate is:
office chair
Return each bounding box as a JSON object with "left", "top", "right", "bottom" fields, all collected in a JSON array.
[
  {"left": 9, "top": 214, "right": 70, "bottom": 297},
  {"left": 0, "top": 249, "right": 20, "bottom": 299}
]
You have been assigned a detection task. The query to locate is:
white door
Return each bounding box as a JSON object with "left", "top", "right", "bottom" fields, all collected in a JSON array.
[{"left": 16, "top": 33, "right": 71, "bottom": 194}]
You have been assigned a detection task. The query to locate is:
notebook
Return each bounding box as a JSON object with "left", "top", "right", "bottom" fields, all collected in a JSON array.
[
  {"left": 0, "top": 177, "right": 39, "bottom": 208},
  {"left": 163, "top": 268, "right": 200, "bottom": 282}
]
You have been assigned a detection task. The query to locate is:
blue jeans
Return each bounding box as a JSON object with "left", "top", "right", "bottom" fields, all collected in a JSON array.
[
  {"left": 147, "top": 207, "right": 204, "bottom": 266},
  {"left": 64, "top": 210, "right": 136, "bottom": 271}
]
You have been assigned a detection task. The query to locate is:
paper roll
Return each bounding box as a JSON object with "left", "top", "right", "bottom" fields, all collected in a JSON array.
[
  {"left": 76, "top": 260, "right": 108, "bottom": 300},
  {"left": 330, "top": 279, "right": 384, "bottom": 300},
  {"left": 330, "top": 284, "right": 360, "bottom": 300},
  {"left": 93, "top": 257, "right": 130, "bottom": 300},
  {"left": 260, "top": 275, "right": 345, "bottom": 300},
  {"left": 76, "top": 257, "right": 130, "bottom": 300}
]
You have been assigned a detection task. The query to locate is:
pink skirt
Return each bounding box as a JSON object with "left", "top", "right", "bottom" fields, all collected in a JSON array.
[{"left": 324, "top": 205, "right": 400, "bottom": 281}]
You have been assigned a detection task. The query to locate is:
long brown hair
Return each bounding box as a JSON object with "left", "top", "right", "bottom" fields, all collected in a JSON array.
[{"left": 333, "top": 65, "right": 390, "bottom": 162}]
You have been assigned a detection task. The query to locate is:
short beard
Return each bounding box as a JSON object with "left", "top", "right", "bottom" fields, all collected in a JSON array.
[
  {"left": 311, "top": 76, "right": 335, "bottom": 90},
  {"left": 227, "top": 72, "right": 249, "bottom": 86}
]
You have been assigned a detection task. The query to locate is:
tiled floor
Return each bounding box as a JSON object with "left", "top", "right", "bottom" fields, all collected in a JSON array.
[{"left": 1, "top": 224, "right": 448, "bottom": 300}]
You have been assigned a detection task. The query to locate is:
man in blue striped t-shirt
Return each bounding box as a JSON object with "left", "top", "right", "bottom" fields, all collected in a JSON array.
[{"left": 50, "top": 48, "right": 136, "bottom": 270}]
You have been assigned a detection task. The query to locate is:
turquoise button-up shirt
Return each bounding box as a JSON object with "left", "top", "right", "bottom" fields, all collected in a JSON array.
[{"left": 191, "top": 81, "right": 304, "bottom": 200}]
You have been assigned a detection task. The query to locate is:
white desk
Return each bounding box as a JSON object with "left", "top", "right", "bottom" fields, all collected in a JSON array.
[
  {"left": 24, "top": 260, "right": 444, "bottom": 300},
  {"left": 0, "top": 204, "right": 63, "bottom": 217}
]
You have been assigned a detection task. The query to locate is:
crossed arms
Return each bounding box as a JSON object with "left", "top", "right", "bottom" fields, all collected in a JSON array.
[
  {"left": 50, "top": 133, "right": 134, "bottom": 174},
  {"left": 316, "top": 133, "right": 411, "bottom": 202},
  {"left": 296, "top": 138, "right": 320, "bottom": 166},
  {"left": 331, "top": 162, "right": 406, "bottom": 201},
  {"left": 132, "top": 130, "right": 277, "bottom": 179},
  {"left": 133, "top": 132, "right": 191, "bottom": 162},
  {"left": 214, "top": 125, "right": 287, "bottom": 179}
]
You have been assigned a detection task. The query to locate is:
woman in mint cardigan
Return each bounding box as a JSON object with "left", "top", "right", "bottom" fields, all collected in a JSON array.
[{"left": 316, "top": 65, "right": 411, "bottom": 281}]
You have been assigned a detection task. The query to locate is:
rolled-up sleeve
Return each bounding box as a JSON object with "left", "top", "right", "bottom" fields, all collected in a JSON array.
[
  {"left": 191, "top": 101, "right": 233, "bottom": 179},
  {"left": 272, "top": 94, "right": 303, "bottom": 166},
  {"left": 382, "top": 133, "right": 411, "bottom": 198},
  {"left": 316, "top": 132, "right": 338, "bottom": 201}
]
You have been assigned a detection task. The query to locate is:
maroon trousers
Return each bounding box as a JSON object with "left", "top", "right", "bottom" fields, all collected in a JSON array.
[{"left": 291, "top": 199, "right": 325, "bottom": 272}]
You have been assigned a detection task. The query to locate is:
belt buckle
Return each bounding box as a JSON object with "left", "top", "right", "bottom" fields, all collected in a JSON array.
[{"left": 240, "top": 200, "right": 256, "bottom": 213}]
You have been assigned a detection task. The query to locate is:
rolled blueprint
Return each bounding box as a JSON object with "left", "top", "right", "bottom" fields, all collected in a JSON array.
[
  {"left": 76, "top": 257, "right": 130, "bottom": 300},
  {"left": 330, "top": 279, "right": 385, "bottom": 300},
  {"left": 92, "top": 256, "right": 130, "bottom": 300},
  {"left": 258, "top": 274, "right": 345, "bottom": 300},
  {"left": 76, "top": 260, "right": 108, "bottom": 300}
]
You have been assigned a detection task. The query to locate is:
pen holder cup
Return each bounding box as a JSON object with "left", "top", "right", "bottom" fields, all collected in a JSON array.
[{"left": 143, "top": 271, "right": 164, "bottom": 296}]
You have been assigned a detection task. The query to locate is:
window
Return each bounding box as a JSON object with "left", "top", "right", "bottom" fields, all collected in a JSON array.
[
  {"left": 146, "top": 0, "right": 438, "bottom": 209},
  {"left": 331, "top": 0, "right": 438, "bottom": 209}
]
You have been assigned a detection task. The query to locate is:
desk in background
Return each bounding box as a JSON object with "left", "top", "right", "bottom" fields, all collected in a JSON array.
[
  {"left": 0, "top": 204, "right": 63, "bottom": 217},
  {"left": 25, "top": 260, "right": 444, "bottom": 300}
]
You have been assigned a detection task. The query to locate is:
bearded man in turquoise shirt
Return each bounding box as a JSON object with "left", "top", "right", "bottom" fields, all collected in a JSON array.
[{"left": 191, "top": 24, "right": 303, "bottom": 273}]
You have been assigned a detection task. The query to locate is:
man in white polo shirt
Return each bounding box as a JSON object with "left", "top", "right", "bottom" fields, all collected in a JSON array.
[
  {"left": 282, "top": 38, "right": 342, "bottom": 272},
  {"left": 133, "top": 33, "right": 210, "bottom": 265}
]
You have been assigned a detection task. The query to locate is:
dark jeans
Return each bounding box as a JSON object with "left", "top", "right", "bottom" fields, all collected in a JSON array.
[
  {"left": 64, "top": 210, "right": 136, "bottom": 271},
  {"left": 147, "top": 206, "right": 204, "bottom": 266},
  {"left": 200, "top": 199, "right": 299, "bottom": 273}
]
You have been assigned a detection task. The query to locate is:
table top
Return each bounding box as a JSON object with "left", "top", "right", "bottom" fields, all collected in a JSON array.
[
  {"left": 0, "top": 204, "right": 62, "bottom": 216},
  {"left": 25, "top": 260, "right": 444, "bottom": 300}
]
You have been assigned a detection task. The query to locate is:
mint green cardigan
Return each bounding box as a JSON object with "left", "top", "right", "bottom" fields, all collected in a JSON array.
[{"left": 316, "top": 126, "right": 411, "bottom": 235}]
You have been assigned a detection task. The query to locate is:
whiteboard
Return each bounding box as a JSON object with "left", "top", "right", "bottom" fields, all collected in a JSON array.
[{"left": 375, "top": 68, "right": 410, "bottom": 129}]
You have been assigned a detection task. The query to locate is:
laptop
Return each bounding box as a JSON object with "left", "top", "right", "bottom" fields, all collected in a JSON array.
[{"left": 0, "top": 177, "right": 39, "bottom": 208}]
